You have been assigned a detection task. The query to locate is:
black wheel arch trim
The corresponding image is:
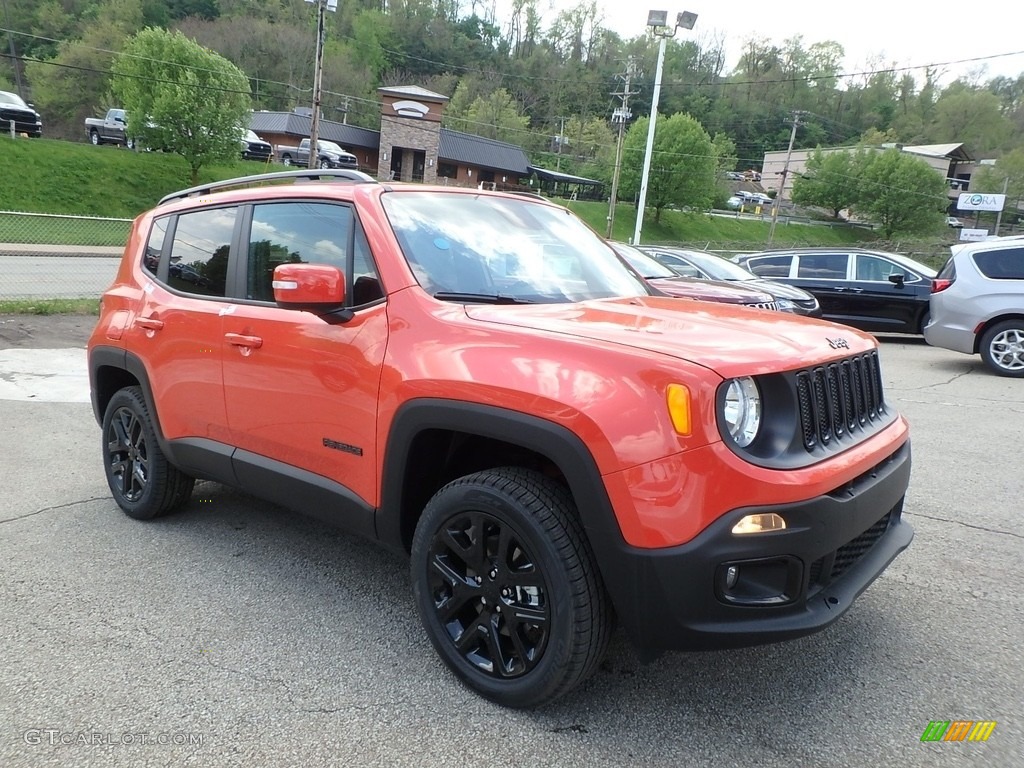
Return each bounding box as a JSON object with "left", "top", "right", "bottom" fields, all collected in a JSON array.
[
  {"left": 377, "top": 398, "right": 644, "bottom": 624},
  {"left": 90, "top": 346, "right": 170, "bottom": 457}
]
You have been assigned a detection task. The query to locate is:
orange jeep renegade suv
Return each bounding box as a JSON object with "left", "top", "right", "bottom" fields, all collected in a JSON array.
[{"left": 88, "top": 169, "right": 913, "bottom": 708}]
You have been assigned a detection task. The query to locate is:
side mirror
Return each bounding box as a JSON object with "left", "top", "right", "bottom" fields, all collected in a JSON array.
[
  {"left": 888, "top": 273, "right": 906, "bottom": 288},
  {"left": 273, "top": 263, "right": 346, "bottom": 307}
]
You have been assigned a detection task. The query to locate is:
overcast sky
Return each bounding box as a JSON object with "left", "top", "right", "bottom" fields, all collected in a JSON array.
[{"left": 492, "top": 1, "right": 1024, "bottom": 83}]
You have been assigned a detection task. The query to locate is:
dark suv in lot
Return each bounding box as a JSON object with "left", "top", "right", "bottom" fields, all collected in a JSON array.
[
  {"left": 733, "top": 247, "right": 937, "bottom": 334},
  {"left": 88, "top": 169, "right": 913, "bottom": 708}
]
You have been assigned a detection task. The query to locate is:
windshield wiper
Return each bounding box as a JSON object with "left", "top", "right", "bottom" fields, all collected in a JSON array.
[{"left": 433, "top": 291, "right": 534, "bottom": 304}]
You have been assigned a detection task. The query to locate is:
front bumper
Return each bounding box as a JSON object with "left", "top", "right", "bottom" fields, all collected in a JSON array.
[{"left": 602, "top": 440, "right": 912, "bottom": 652}]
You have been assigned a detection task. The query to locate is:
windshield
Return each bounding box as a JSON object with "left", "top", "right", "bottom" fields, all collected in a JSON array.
[
  {"left": 610, "top": 243, "right": 678, "bottom": 279},
  {"left": 663, "top": 249, "right": 757, "bottom": 281},
  {"left": 0, "top": 91, "right": 28, "bottom": 108},
  {"left": 244, "top": 129, "right": 261, "bottom": 141},
  {"left": 382, "top": 192, "right": 649, "bottom": 303},
  {"left": 318, "top": 140, "right": 346, "bottom": 154}
]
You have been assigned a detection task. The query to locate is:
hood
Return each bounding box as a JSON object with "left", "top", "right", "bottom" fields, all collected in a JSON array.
[
  {"left": 463, "top": 296, "right": 875, "bottom": 379},
  {"left": 745, "top": 278, "right": 817, "bottom": 302},
  {"left": 646, "top": 276, "right": 773, "bottom": 305}
]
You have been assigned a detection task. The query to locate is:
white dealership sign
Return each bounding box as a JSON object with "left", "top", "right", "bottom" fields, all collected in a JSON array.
[
  {"left": 959, "top": 228, "right": 989, "bottom": 241},
  {"left": 957, "top": 193, "right": 1006, "bottom": 212}
]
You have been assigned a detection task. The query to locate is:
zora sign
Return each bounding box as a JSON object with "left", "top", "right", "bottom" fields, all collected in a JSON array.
[{"left": 957, "top": 193, "right": 1006, "bottom": 212}]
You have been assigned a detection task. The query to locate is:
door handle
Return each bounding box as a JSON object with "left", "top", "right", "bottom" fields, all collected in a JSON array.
[
  {"left": 225, "top": 332, "right": 263, "bottom": 349},
  {"left": 136, "top": 316, "right": 164, "bottom": 330}
]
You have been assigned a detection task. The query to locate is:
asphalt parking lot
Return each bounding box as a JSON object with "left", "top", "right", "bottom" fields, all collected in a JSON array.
[{"left": 1, "top": 317, "right": 1021, "bottom": 768}]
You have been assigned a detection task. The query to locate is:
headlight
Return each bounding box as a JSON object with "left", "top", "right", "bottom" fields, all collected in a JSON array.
[
  {"left": 722, "top": 377, "right": 761, "bottom": 447},
  {"left": 775, "top": 298, "right": 795, "bottom": 312}
]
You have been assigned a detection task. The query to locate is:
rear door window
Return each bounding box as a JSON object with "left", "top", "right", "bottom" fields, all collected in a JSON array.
[
  {"left": 167, "top": 207, "right": 237, "bottom": 297},
  {"left": 796, "top": 253, "right": 848, "bottom": 279}
]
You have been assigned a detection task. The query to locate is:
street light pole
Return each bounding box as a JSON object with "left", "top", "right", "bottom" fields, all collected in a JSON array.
[{"left": 633, "top": 10, "right": 697, "bottom": 246}]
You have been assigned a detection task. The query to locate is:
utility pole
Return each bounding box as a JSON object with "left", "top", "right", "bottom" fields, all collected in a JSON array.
[
  {"left": 305, "top": 0, "right": 337, "bottom": 169},
  {"left": 556, "top": 116, "right": 567, "bottom": 171},
  {"left": 2, "top": 0, "right": 24, "bottom": 99},
  {"left": 767, "top": 110, "right": 805, "bottom": 247},
  {"left": 607, "top": 57, "right": 639, "bottom": 239},
  {"left": 994, "top": 175, "right": 1010, "bottom": 236}
]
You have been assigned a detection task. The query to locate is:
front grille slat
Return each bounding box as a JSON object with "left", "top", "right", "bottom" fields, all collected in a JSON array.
[{"left": 795, "top": 351, "right": 886, "bottom": 452}]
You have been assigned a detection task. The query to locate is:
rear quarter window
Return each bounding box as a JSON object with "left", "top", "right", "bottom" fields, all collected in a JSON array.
[
  {"left": 745, "top": 255, "right": 792, "bottom": 278},
  {"left": 972, "top": 247, "right": 1024, "bottom": 280}
]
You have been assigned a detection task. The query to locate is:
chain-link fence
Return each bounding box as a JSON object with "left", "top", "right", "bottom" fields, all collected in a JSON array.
[{"left": 0, "top": 211, "right": 131, "bottom": 300}]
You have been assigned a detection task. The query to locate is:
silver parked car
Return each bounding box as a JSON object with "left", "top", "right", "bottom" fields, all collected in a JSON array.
[{"left": 924, "top": 237, "right": 1024, "bottom": 377}]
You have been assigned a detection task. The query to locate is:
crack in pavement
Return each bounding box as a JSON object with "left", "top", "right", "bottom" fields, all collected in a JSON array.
[
  {"left": 0, "top": 496, "right": 111, "bottom": 525},
  {"left": 889, "top": 367, "right": 976, "bottom": 391},
  {"left": 906, "top": 511, "right": 1024, "bottom": 540}
]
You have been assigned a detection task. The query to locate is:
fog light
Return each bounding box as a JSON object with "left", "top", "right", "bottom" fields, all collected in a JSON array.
[
  {"left": 725, "top": 565, "right": 739, "bottom": 588},
  {"left": 731, "top": 513, "right": 787, "bottom": 535}
]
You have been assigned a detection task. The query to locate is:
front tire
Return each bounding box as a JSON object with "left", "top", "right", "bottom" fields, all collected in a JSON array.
[
  {"left": 980, "top": 320, "right": 1024, "bottom": 377},
  {"left": 101, "top": 386, "right": 195, "bottom": 519},
  {"left": 411, "top": 467, "right": 611, "bottom": 708},
  {"left": 319, "top": 159, "right": 331, "bottom": 170}
]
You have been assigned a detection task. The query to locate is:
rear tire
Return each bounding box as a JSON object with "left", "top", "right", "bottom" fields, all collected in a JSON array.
[
  {"left": 89, "top": 129, "right": 100, "bottom": 146},
  {"left": 282, "top": 154, "right": 293, "bottom": 166},
  {"left": 411, "top": 467, "right": 611, "bottom": 708},
  {"left": 979, "top": 320, "right": 1024, "bottom": 377},
  {"left": 101, "top": 386, "right": 195, "bottom": 519}
]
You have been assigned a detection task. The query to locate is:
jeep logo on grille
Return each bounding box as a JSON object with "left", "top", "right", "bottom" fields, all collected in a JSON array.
[{"left": 827, "top": 337, "right": 850, "bottom": 349}]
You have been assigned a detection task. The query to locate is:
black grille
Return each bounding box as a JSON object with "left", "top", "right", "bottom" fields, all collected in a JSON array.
[
  {"left": 808, "top": 509, "right": 894, "bottom": 591},
  {"left": 796, "top": 351, "right": 885, "bottom": 451}
]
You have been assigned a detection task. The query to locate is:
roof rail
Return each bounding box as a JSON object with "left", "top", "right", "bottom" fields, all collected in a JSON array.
[{"left": 157, "top": 168, "right": 377, "bottom": 206}]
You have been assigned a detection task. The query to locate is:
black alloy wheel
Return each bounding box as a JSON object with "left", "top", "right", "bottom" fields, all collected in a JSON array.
[
  {"left": 102, "top": 386, "right": 194, "bottom": 519},
  {"left": 427, "top": 509, "right": 551, "bottom": 679},
  {"left": 411, "top": 467, "right": 611, "bottom": 708}
]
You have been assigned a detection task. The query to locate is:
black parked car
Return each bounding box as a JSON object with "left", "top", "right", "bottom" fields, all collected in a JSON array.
[
  {"left": 732, "top": 247, "right": 937, "bottom": 334},
  {"left": 240, "top": 129, "right": 273, "bottom": 162},
  {"left": 640, "top": 245, "right": 822, "bottom": 317},
  {"left": 0, "top": 90, "right": 42, "bottom": 137}
]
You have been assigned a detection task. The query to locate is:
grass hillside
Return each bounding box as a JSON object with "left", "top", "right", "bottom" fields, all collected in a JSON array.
[{"left": 0, "top": 137, "right": 274, "bottom": 218}]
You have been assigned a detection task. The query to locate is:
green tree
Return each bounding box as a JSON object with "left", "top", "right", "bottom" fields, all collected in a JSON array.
[
  {"left": 791, "top": 148, "right": 862, "bottom": 219},
  {"left": 620, "top": 112, "right": 716, "bottom": 223},
  {"left": 970, "top": 147, "right": 1024, "bottom": 208},
  {"left": 24, "top": 0, "right": 144, "bottom": 140},
  {"left": 856, "top": 148, "right": 949, "bottom": 237},
  {"left": 446, "top": 87, "right": 530, "bottom": 144},
  {"left": 111, "top": 27, "right": 252, "bottom": 183}
]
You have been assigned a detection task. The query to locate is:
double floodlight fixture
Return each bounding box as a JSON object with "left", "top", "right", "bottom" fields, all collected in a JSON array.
[
  {"left": 646, "top": 10, "right": 698, "bottom": 32},
  {"left": 304, "top": 0, "right": 337, "bottom": 10}
]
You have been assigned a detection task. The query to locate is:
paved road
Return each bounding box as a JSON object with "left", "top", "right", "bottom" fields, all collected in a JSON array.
[
  {"left": 0, "top": 327, "right": 1021, "bottom": 767},
  {"left": 0, "top": 251, "right": 121, "bottom": 299}
]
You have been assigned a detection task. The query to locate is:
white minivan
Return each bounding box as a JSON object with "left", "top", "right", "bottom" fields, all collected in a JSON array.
[{"left": 924, "top": 237, "right": 1024, "bottom": 377}]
